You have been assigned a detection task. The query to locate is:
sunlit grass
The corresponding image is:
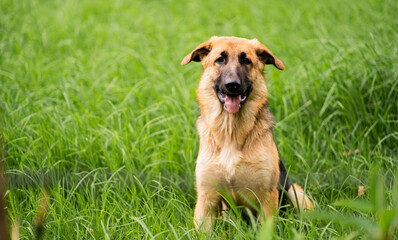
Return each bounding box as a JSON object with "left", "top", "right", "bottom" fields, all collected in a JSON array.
[{"left": 0, "top": 0, "right": 397, "bottom": 238}]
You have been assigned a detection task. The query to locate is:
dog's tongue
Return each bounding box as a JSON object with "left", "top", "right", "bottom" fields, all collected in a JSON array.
[{"left": 225, "top": 95, "right": 241, "bottom": 114}]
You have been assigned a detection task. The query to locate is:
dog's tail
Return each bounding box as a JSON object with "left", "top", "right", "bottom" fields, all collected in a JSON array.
[{"left": 279, "top": 160, "right": 314, "bottom": 212}]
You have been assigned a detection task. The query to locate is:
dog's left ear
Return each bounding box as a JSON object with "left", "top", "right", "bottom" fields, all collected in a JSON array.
[
  {"left": 252, "top": 40, "right": 285, "bottom": 70},
  {"left": 181, "top": 39, "right": 213, "bottom": 65}
]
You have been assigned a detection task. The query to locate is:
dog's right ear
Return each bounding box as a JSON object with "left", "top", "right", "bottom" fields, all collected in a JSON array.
[{"left": 181, "top": 40, "right": 213, "bottom": 65}]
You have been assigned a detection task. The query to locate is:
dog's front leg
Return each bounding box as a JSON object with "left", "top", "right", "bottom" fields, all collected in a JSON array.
[
  {"left": 194, "top": 192, "right": 221, "bottom": 232},
  {"left": 259, "top": 189, "right": 279, "bottom": 221}
]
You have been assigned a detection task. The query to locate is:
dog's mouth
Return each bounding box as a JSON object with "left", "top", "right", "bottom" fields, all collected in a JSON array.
[{"left": 215, "top": 87, "right": 251, "bottom": 114}]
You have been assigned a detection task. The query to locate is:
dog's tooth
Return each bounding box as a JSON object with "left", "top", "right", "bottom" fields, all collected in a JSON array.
[{"left": 241, "top": 95, "right": 246, "bottom": 102}]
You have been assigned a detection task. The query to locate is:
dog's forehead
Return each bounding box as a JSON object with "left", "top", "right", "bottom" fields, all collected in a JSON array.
[{"left": 211, "top": 37, "right": 256, "bottom": 55}]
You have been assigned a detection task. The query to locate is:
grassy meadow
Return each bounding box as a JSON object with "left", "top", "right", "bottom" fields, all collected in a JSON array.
[{"left": 1, "top": 0, "right": 397, "bottom": 238}]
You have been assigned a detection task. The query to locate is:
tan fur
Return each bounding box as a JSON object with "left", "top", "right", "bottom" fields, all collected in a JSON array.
[
  {"left": 288, "top": 184, "right": 314, "bottom": 211},
  {"left": 182, "top": 36, "right": 311, "bottom": 231}
]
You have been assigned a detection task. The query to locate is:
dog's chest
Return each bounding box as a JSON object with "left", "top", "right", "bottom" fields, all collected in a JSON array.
[{"left": 214, "top": 146, "right": 274, "bottom": 190}]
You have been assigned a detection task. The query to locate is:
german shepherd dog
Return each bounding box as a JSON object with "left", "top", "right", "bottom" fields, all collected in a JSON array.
[{"left": 181, "top": 36, "right": 313, "bottom": 231}]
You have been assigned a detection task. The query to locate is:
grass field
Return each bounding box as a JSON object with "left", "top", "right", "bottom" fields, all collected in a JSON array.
[{"left": 1, "top": 0, "right": 397, "bottom": 239}]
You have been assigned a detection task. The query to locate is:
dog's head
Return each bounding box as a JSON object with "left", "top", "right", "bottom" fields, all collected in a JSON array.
[{"left": 181, "top": 36, "right": 284, "bottom": 114}]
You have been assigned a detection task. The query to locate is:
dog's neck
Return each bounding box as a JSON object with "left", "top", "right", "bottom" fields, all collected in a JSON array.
[{"left": 198, "top": 98, "right": 274, "bottom": 149}]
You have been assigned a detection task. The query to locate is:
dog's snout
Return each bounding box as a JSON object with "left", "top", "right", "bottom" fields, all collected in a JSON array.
[{"left": 225, "top": 79, "right": 240, "bottom": 93}]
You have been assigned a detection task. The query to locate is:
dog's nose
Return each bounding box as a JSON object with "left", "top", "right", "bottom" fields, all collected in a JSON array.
[{"left": 225, "top": 79, "right": 240, "bottom": 93}]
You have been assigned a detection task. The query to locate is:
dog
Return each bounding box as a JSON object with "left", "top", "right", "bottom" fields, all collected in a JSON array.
[{"left": 181, "top": 36, "right": 313, "bottom": 231}]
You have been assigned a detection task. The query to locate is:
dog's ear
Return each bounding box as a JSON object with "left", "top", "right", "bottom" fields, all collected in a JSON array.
[
  {"left": 252, "top": 40, "right": 285, "bottom": 70},
  {"left": 181, "top": 40, "right": 213, "bottom": 65}
]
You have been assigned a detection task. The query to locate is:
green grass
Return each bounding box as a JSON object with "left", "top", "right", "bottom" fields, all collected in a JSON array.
[{"left": 0, "top": 0, "right": 397, "bottom": 238}]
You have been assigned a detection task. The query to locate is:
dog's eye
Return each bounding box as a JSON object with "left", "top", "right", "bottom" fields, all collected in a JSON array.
[
  {"left": 215, "top": 56, "right": 225, "bottom": 64},
  {"left": 241, "top": 57, "right": 252, "bottom": 65}
]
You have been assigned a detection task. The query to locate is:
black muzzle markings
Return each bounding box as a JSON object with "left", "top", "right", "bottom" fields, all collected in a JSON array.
[{"left": 214, "top": 55, "right": 253, "bottom": 114}]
